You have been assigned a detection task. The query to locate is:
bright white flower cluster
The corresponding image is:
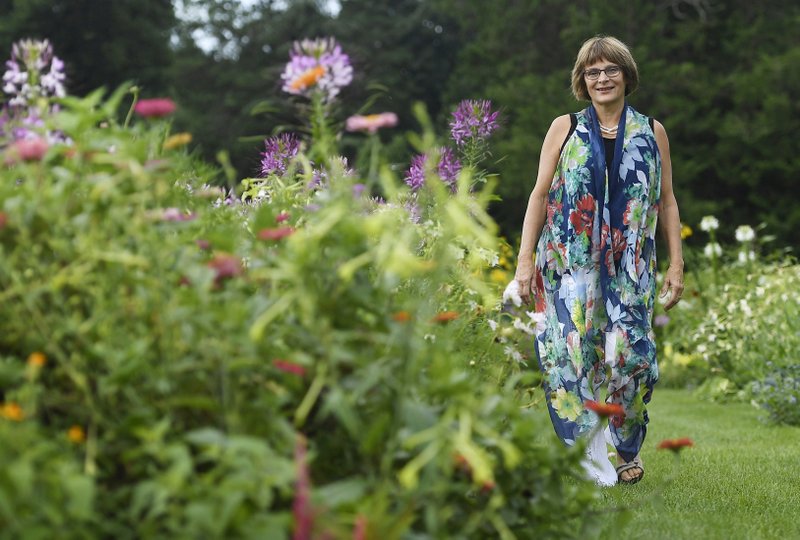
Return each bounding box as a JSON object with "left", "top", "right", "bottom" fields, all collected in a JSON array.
[
  {"left": 703, "top": 242, "right": 722, "bottom": 258},
  {"left": 735, "top": 225, "right": 755, "bottom": 242},
  {"left": 699, "top": 215, "right": 719, "bottom": 232}
]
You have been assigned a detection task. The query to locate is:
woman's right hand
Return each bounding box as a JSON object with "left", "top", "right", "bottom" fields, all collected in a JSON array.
[{"left": 514, "top": 267, "right": 534, "bottom": 305}]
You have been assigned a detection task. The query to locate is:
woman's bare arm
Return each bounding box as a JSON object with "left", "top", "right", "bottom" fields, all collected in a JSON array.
[
  {"left": 654, "top": 120, "right": 685, "bottom": 310},
  {"left": 515, "top": 114, "right": 571, "bottom": 304}
]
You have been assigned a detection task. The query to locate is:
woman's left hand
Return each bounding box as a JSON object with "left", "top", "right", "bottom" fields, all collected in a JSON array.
[{"left": 659, "top": 264, "right": 684, "bottom": 311}]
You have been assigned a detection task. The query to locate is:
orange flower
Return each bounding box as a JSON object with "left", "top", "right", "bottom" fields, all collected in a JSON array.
[
  {"left": 657, "top": 437, "right": 694, "bottom": 453},
  {"left": 392, "top": 311, "right": 411, "bottom": 322},
  {"left": 289, "top": 65, "right": 326, "bottom": 91},
  {"left": 1, "top": 402, "right": 24, "bottom": 421},
  {"left": 432, "top": 311, "right": 459, "bottom": 323},
  {"left": 585, "top": 400, "right": 625, "bottom": 419},
  {"left": 68, "top": 425, "right": 86, "bottom": 444},
  {"left": 27, "top": 351, "right": 46, "bottom": 367}
]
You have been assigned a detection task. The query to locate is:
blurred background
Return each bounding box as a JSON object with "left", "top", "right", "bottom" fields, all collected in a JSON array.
[{"left": 1, "top": 0, "right": 798, "bottom": 249}]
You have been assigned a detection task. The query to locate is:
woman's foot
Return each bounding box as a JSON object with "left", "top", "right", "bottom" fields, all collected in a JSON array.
[{"left": 616, "top": 455, "right": 644, "bottom": 484}]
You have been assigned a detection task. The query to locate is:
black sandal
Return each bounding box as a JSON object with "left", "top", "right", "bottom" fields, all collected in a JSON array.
[{"left": 616, "top": 456, "right": 644, "bottom": 485}]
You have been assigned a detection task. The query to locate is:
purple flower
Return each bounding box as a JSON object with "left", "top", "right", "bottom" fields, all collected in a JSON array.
[
  {"left": 3, "top": 39, "right": 66, "bottom": 109},
  {"left": 450, "top": 99, "right": 500, "bottom": 146},
  {"left": 437, "top": 147, "right": 461, "bottom": 188},
  {"left": 308, "top": 156, "right": 354, "bottom": 190},
  {"left": 281, "top": 37, "right": 353, "bottom": 102},
  {"left": 260, "top": 133, "right": 300, "bottom": 177},
  {"left": 403, "top": 148, "right": 462, "bottom": 191},
  {"left": 654, "top": 314, "right": 670, "bottom": 327},
  {"left": 352, "top": 183, "right": 366, "bottom": 197},
  {"left": 404, "top": 154, "right": 427, "bottom": 190}
]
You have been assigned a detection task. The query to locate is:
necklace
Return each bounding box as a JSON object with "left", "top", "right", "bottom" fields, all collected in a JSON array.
[{"left": 599, "top": 122, "right": 618, "bottom": 134}]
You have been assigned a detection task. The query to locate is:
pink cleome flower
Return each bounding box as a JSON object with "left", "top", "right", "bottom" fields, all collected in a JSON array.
[
  {"left": 345, "top": 112, "right": 398, "bottom": 134},
  {"left": 134, "top": 98, "right": 177, "bottom": 118}
]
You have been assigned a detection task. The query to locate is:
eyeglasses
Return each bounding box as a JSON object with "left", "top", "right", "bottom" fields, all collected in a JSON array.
[{"left": 583, "top": 66, "right": 622, "bottom": 80}]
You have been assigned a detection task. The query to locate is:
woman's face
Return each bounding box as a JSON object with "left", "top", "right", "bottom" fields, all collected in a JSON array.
[{"left": 583, "top": 58, "right": 626, "bottom": 106}]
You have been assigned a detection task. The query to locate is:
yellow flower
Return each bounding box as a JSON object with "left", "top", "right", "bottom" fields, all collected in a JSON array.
[
  {"left": 27, "top": 351, "right": 46, "bottom": 367},
  {"left": 551, "top": 387, "right": 583, "bottom": 422},
  {"left": 489, "top": 269, "right": 507, "bottom": 284},
  {"left": 67, "top": 425, "right": 86, "bottom": 444},
  {"left": 163, "top": 132, "right": 193, "bottom": 150},
  {"left": 1, "top": 402, "right": 24, "bottom": 421},
  {"left": 680, "top": 223, "right": 693, "bottom": 239}
]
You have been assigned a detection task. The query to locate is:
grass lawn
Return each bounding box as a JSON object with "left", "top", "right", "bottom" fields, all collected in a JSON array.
[{"left": 592, "top": 388, "right": 800, "bottom": 539}]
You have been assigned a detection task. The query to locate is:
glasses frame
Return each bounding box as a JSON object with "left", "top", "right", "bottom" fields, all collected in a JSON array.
[{"left": 583, "top": 66, "right": 622, "bottom": 80}]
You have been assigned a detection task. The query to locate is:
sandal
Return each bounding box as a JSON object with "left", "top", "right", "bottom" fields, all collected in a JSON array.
[{"left": 616, "top": 456, "right": 644, "bottom": 485}]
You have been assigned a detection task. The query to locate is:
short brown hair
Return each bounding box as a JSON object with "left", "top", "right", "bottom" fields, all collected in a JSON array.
[{"left": 571, "top": 36, "right": 639, "bottom": 101}]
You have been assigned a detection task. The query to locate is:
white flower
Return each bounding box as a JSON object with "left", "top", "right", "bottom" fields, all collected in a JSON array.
[
  {"left": 503, "top": 345, "right": 524, "bottom": 363},
  {"left": 502, "top": 280, "right": 522, "bottom": 307},
  {"left": 513, "top": 318, "right": 535, "bottom": 335},
  {"left": 699, "top": 215, "right": 719, "bottom": 232},
  {"left": 739, "top": 299, "right": 752, "bottom": 318},
  {"left": 487, "top": 319, "right": 498, "bottom": 332},
  {"left": 735, "top": 225, "right": 755, "bottom": 242},
  {"left": 526, "top": 310, "right": 547, "bottom": 334},
  {"left": 703, "top": 242, "right": 722, "bottom": 258},
  {"left": 748, "top": 250, "right": 756, "bottom": 261},
  {"left": 738, "top": 251, "right": 748, "bottom": 264}
]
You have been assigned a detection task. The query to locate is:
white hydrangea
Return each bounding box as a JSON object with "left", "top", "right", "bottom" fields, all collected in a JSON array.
[{"left": 699, "top": 215, "right": 719, "bottom": 232}]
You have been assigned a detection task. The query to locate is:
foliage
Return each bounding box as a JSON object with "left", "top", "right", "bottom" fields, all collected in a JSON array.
[
  {"left": 751, "top": 365, "right": 800, "bottom": 426},
  {"left": 652, "top": 217, "right": 800, "bottom": 424},
  {"left": 0, "top": 78, "right": 608, "bottom": 537}
]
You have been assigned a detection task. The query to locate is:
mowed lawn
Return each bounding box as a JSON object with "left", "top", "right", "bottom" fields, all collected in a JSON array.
[{"left": 594, "top": 388, "right": 800, "bottom": 539}]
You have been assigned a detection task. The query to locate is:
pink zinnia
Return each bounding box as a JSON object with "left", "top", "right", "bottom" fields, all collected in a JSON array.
[
  {"left": 273, "top": 359, "right": 306, "bottom": 377},
  {"left": 5, "top": 137, "right": 48, "bottom": 163},
  {"left": 345, "top": 112, "right": 398, "bottom": 134},
  {"left": 134, "top": 98, "right": 177, "bottom": 118},
  {"left": 258, "top": 227, "right": 295, "bottom": 241}
]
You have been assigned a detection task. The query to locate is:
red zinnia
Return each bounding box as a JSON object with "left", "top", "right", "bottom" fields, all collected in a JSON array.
[
  {"left": 207, "top": 254, "right": 242, "bottom": 284},
  {"left": 258, "top": 227, "right": 295, "bottom": 241},
  {"left": 134, "top": 98, "right": 177, "bottom": 118},
  {"left": 585, "top": 400, "right": 625, "bottom": 419},
  {"left": 273, "top": 359, "right": 306, "bottom": 377},
  {"left": 657, "top": 437, "right": 694, "bottom": 453}
]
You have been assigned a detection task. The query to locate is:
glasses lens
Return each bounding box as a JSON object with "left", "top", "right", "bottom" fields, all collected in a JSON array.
[
  {"left": 585, "top": 69, "right": 600, "bottom": 79},
  {"left": 606, "top": 66, "right": 621, "bottom": 77}
]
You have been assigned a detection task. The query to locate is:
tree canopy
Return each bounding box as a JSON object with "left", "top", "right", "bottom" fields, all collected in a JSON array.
[{"left": 2, "top": 0, "right": 798, "bottom": 248}]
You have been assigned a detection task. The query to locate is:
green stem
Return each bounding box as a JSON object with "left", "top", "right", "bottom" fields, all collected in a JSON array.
[
  {"left": 123, "top": 86, "right": 140, "bottom": 129},
  {"left": 367, "top": 133, "right": 380, "bottom": 189}
]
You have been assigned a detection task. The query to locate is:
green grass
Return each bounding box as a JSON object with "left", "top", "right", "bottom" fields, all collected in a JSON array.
[{"left": 593, "top": 389, "right": 800, "bottom": 539}]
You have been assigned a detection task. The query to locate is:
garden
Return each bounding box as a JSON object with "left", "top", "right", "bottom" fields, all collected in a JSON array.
[{"left": 1, "top": 16, "right": 799, "bottom": 540}]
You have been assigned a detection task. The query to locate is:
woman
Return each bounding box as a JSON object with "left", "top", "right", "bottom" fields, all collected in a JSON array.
[{"left": 513, "top": 36, "right": 684, "bottom": 485}]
